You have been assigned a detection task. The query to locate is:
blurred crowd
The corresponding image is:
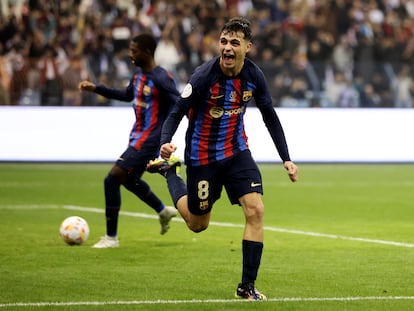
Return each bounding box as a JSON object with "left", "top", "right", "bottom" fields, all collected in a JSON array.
[{"left": 1, "top": 0, "right": 414, "bottom": 107}]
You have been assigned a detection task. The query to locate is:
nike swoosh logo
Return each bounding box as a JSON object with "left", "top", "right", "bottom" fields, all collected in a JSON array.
[
  {"left": 251, "top": 182, "right": 261, "bottom": 187},
  {"left": 210, "top": 95, "right": 224, "bottom": 99}
]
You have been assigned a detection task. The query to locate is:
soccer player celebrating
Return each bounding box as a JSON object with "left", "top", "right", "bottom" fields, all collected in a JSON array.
[
  {"left": 147, "top": 17, "right": 298, "bottom": 300},
  {"left": 79, "top": 33, "right": 180, "bottom": 248}
]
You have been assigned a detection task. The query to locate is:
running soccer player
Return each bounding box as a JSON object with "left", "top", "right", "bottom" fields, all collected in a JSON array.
[
  {"left": 79, "top": 33, "right": 180, "bottom": 248},
  {"left": 147, "top": 17, "right": 298, "bottom": 300}
]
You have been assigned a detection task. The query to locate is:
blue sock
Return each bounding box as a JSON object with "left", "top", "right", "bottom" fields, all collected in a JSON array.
[{"left": 166, "top": 170, "right": 187, "bottom": 206}]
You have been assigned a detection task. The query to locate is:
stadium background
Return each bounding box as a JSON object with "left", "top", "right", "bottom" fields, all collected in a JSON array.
[{"left": 1, "top": 0, "right": 414, "bottom": 108}]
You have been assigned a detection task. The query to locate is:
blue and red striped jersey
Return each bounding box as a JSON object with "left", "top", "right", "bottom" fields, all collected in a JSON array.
[
  {"left": 95, "top": 66, "right": 179, "bottom": 153},
  {"left": 161, "top": 57, "right": 291, "bottom": 166}
]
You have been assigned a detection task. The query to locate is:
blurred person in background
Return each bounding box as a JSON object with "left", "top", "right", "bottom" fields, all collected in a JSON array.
[
  {"left": 7, "top": 43, "right": 27, "bottom": 105},
  {"left": 38, "top": 44, "right": 63, "bottom": 105},
  {"left": 0, "top": 42, "right": 11, "bottom": 105},
  {"left": 62, "top": 53, "right": 90, "bottom": 106},
  {"left": 154, "top": 16, "right": 182, "bottom": 83},
  {"left": 393, "top": 64, "right": 414, "bottom": 108}
]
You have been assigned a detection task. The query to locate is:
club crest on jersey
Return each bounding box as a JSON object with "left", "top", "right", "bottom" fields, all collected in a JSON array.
[
  {"left": 243, "top": 91, "right": 252, "bottom": 102},
  {"left": 209, "top": 106, "right": 224, "bottom": 118},
  {"left": 143, "top": 85, "right": 151, "bottom": 96},
  {"left": 136, "top": 101, "right": 149, "bottom": 108}
]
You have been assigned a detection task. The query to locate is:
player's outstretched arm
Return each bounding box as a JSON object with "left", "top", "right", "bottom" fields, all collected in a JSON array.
[{"left": 284, "top": 161, "right": 298, "bottom": 182}]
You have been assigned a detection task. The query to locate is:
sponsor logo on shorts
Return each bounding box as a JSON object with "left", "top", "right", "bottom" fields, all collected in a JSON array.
[{"left": 250, "top": 182, "right": 261, "bottom": 187}]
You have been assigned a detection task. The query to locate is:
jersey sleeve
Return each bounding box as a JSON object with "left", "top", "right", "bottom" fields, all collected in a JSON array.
[
  {"left": 94, "top": 77, "right": 135, "bottom": 102},
  {"left": 160, "top": 84, "right": 192, "bottom": 145},
  {"left": 160, "top": 62, "right": 208, "bottom": 146},
  {"left": 155, "top": 70, "right": 180, "bottom": 108}
]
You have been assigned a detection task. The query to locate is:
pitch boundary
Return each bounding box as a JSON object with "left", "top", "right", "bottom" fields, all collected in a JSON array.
[{"left": 1, "top": 296, "right": 414, "bottom": 308}]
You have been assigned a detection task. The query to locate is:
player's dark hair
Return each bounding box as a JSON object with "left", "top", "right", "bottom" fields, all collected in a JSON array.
[
  {"left": 132, "top": 33, "right": 157, "bottom": 56},
  {"left": 220, "top": 17, "right": 252, "bottom": 41}
]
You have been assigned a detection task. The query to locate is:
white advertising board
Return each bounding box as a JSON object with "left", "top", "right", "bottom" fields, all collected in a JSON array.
[{"left": 0, "top": 107, "right": 413, "bottom": 162}]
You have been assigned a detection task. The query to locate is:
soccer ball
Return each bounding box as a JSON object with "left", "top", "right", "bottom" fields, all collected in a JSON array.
[{"left": 59, "top": 216, "right": 90, "bottom": 245}]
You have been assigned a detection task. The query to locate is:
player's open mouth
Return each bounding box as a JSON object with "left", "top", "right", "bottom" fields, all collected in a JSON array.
[{"left": 222, "top": 53, "right": 235, "bottom": 65}]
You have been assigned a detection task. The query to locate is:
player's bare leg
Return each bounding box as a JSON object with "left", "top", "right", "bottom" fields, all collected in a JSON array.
[
  {"left": 176, "top": 195, "right": 210, "bottom": 232},
  {"left": 239, "top": 192, "right": 264, "bottom": 242}
]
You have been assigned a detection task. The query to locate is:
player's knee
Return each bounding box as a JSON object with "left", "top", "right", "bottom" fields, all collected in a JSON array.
[
  {"left": 186, "top": 213, "right": 210, "bottom": 232},
  {"left": 187, "top": 223, "right": 208, "bottom": 233},
  {"left": 244, "top": 202, "right": 264, "bottom": 222}
]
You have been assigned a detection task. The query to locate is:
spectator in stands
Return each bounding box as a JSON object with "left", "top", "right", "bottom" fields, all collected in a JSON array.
[
  {"left": 332, "top": 35, "right": 354, "bottom": 80},
  {"left": 1, "top": 0, "right": 414, "bottom": 107},
  {"left": 154, "top": 16, "right": 182, "bottom": 80},
  {"left": 325, "top": 70, "right": 348, "bottom": 107},
  {"left": 0, "top": 43, "right": 11, "bottom": 105},
  {"left": 358, "top": 81, "right": 381, "bottom": 108},
  {"left": 393, "top": 64, "right": 414, "bottom": 108},
  {"left": 62, "top": 53, "right": 90, "bottom": 106},
  {"left": 7, "top": 43, "right": 27, "bottom": 105},
  {"left": 38, "top": 44, "right": 63, "bottom": 106}
]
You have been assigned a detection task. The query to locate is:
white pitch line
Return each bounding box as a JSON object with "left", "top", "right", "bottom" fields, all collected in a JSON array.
[
  {"left": 62, "top": 205, "right": 414, "bottom": 248},
  {"left": 1, "top": 296, "right": 414, "bottom": 308},
  {"left": 262, "top": 226, "right": 414, "bottom": 248},
  {"left": 2, "top": 204, "right": 414, "bottom": 248}
]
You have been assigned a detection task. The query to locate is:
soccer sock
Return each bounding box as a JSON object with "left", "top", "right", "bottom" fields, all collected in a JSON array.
[
  {"left": 166, "top": 170, "right": 187, "bottom": 206},
  {"left": 105, "top": 206, "right": 120, "bottom": 237},
  {"left": 123, "top": 177, "right": 163, "bottom": 213},
  {"left": 241, "top": 240, "right": 264, "bottom": 285},
  {"left": 104, "top": 174, "right": 121, "bottom": 237}
]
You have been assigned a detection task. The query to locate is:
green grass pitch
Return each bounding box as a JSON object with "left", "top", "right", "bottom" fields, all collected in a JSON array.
[{"left": 0, "top": 162, "right": 413, "bottom": 310}]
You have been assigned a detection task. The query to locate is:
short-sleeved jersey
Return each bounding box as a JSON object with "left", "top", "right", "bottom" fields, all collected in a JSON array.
[
  {"left": 95, "top": 66, "right": 179, "bottom": 154},
  {"left": 161, "top": 56, "right": 291, "bottom": 166}
]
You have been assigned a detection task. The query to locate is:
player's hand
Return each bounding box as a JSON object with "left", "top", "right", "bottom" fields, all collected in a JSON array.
[
  {"left": 284, "top": 161, "right": 298, "bottom": 182},
  {"left": 160, "top": 143, "right": 177, "bottom": 160},
  {"left": 78, "top": 80, "right": 96, "bottom": 92}
]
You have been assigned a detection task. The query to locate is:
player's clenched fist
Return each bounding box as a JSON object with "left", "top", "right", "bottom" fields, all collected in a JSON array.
[
  {"left": 78, "top": 81, "right": 96, "bottom": 92},
  {"left": 284, "top": 161, "right": 298, "bottom": 182},
  {"left": 160, "top": 143, "right": 177, "bottom": 160}
]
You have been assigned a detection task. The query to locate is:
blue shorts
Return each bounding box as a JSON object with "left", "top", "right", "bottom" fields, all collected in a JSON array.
[
  {"left": 186, "top": 150, "right": 263, "bottom": 215},
  {"left": 115, "top": 146, "right": 158, "bottom": 176}
]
